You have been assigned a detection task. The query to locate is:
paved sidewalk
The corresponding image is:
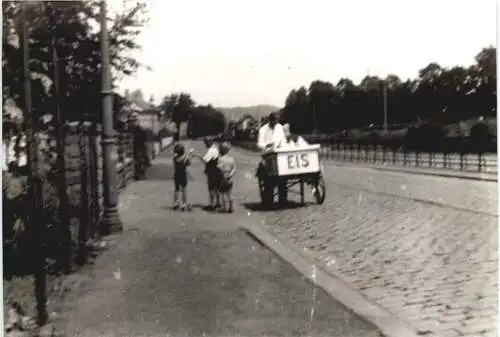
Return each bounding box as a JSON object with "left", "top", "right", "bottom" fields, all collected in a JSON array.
[{"left": 53, "top": 146, "right": 382, "bottom": 337}]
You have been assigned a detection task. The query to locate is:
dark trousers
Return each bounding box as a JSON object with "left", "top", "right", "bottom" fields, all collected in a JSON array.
[
  {"left": 277, "top": 181, "right": 287, "bottom": 203},
  {"left": 258, "top": 162, "right": 288, "bottom": 204}
]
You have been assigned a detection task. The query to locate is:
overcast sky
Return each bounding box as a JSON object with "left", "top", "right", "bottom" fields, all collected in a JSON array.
[{"left": 111, "top": 0, "right": 497, "bottom": 107}]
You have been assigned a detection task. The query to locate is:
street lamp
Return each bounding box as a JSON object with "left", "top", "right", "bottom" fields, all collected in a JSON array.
[{"left": 100, "top": 0, "right": 123, "bottom": 234}]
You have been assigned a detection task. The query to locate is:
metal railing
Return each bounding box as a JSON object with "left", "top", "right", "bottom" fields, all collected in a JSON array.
[
  {"left": 319, "top": 142, "right": 497, "bottom": 173},
  {"left": 230, "top": 138, "right": 497, "bottom": 173}
]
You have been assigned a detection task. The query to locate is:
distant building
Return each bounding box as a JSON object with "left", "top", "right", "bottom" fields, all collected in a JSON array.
[
  {"left": 124, "top": 94, "right": 163, "bottom": 134},
  {"left": 234, "top": 114, "right": 259, "bottom": 140},
  {"left": 235, "top": 114, "right": 258, "bottom": 132}
]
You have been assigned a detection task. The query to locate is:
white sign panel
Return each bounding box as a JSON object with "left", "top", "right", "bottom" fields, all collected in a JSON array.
[{"left": 276, "top": 150, "right": 320, "bottom": 176}]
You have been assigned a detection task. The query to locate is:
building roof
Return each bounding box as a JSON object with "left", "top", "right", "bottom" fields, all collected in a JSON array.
[{"left": 124, "top": 97, "right": 158, "bottom": 115}]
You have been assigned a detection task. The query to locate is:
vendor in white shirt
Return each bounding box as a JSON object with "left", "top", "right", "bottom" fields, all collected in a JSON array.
[
  {"left": 256, "top": 112, "right": 288, "bottom": 205},
  {"left": 257, "top": 112, "right": 286, "bottom": 151}
]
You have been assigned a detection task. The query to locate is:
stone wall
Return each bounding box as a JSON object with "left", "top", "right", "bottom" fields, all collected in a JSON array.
[
  {"left": 63, "top": 122, "right": 134, "bottom": 243},
  {"left": 63, "top": 122, "right": 173, "bottom": 245}
]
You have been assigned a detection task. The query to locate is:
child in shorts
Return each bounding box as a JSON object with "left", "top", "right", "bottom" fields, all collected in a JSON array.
[
  {"left": 173, "top": 143, "right": 192, "bottom": 211},
  {"left": 202, "top": 137, "right": 221, "bottom": 210},
  {"left": 217, "top": 142, "right": 236, "bottom": 213}
]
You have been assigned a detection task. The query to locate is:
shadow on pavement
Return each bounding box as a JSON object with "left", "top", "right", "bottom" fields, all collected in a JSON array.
[
  {"left": 144, "top": 163, "right": 195, "bottom": 181},
  {"left": 159, "top": 203, "right": 212, "bottom": 212},
  {"left": 242, "top": 201, "right": 312, "bottom": 212},
  {"left": 59, "top": 229, "right": 381, "bottom": 337}
]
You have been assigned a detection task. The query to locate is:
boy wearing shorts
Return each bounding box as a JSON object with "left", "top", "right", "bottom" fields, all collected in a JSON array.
[
  {"left": 173, "top": 143, "right": 192, "bottom": 211},
  {"left": 217, "top": 142, "right": 236, "bottom": 213}
]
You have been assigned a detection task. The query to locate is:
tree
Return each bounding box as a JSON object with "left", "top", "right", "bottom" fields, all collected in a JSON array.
[
  {"left": 187, "top": 105, "right": 227, "bottom": 138},
  {"left": 307, "top": 80, "right": 339, "bottom": 133},
  {"left": 160, "top": 92, "right": 195, "bottom": 140},
  {"left": 3, "top": 0, "right": 150, "bottom": 125},
  {"left": 130, "top": 89, "right": 144, "bottom": 102},
  {"left": 281, "top": 86, "right": 310, "bottom": 133},
  {"left": 278, "top": 46, "right": 496, "bottom": 145},
  {"left": 472, "top": 46, "right": 497, "bottom": 117},
  {"left": 2, "top": 0, "right": 150, "bottom": 279},
  {"left": 384, "top": 74, "right": 402, "bottom": 91},
  {"left": 470, "top": 121, "right": 495, "bottom": 152}
]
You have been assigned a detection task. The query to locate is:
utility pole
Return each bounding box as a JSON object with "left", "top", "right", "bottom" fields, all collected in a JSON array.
[
  {"left": 22, "top": 5, "right": 47, "bottom": 325},
  {"left": 383, "top": 81, "right": 388, "bottom": 133},
  {"left": 100, "top": 0, "right": 123, "bottom": 234},
  {"left": 151, "top": 112, "right": 156, "bottom": 159}
]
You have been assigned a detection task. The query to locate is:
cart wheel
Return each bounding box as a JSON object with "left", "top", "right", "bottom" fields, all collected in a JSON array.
[{"left": 313, "top": 174, "right": 326, "bottom": 204}]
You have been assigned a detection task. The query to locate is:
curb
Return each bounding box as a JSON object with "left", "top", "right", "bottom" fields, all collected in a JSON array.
[
  {"left": 240, "top": 221, "right": 420, "bottom": 337},
  {"left": 371, "top": 166, "right": 498, "bottom": 182},
  {"left": 326, "top": 162, "right": 497, "bottom": 182}
]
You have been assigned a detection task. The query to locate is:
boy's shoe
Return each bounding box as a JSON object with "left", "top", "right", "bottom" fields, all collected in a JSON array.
[
  {"left": 173, "top": 204, "right": 179, "bottom": 210},
  {"left": 227, "top": 207, "right": 234, "bottom": 213},
  {"left": 180, "top": 204, "right": 186, "bottom": 211}
]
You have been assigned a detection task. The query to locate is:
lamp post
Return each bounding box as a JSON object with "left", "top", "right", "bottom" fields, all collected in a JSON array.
[{"left": 100, "top": 0, "right": 123, "bottom": 234}]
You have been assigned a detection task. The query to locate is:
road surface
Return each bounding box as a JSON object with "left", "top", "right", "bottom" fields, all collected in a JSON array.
[
  {"left": 53, "top": 145, "right": 382, "bottom": 337},
  {"left": 228, "top": 142, "right": 498, "bottom": 337}
]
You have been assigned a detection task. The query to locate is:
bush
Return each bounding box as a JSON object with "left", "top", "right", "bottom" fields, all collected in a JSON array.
[
  {"left": 188, "top": 106, "right": 227, "bottom": 138},
  {"left": 469, "top": 122, "right": 496, "bottom": 152},
  {"left": 404, "top": 122, "right": 446, "bottom": 152},
  {"left": 3, "top": 172, "right": 32, "bottom": 278},
  {"left": 3, "top": 167, "right": 64, "bottom": 279}
]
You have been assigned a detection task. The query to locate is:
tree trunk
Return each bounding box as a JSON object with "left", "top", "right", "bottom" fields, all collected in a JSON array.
[{"left": 175, "top": 121, "right": 181, "bottom": 141}]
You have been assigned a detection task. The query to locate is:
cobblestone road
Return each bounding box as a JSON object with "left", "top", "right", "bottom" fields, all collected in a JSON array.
[{"left": 218, "top": 142, "right": 498, "bottom": 337}]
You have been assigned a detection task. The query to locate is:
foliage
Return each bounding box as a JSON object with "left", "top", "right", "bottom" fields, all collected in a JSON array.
[
  {"left": 187, "top": 105, "right": 227, "bottom": 138},
  {"left": 159, "top": 92, "right": 195, "bottom": 139},
  {"left": 469, "top": 121, "right": 496, "bottom": 152},
  {"left": 159, "top": 92, "right": 195, "bottom": 123},
  {"left": 2, "top": 0, "right": 149, "bottom": 279},
  {"left": 218, "top": 105, "right": 279, "bottom": 121},
  {"left": 404, "top": 122, "right": 446, "bottom": 152},
  {"left": 3, "top": 171, "right": 57, "bottom": 278},
  {"left": 2, "top": 0, "right": 150, "bottom": 126},
  {"left": 281, "top": 46, "right": 496, "bottom": 134}
]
